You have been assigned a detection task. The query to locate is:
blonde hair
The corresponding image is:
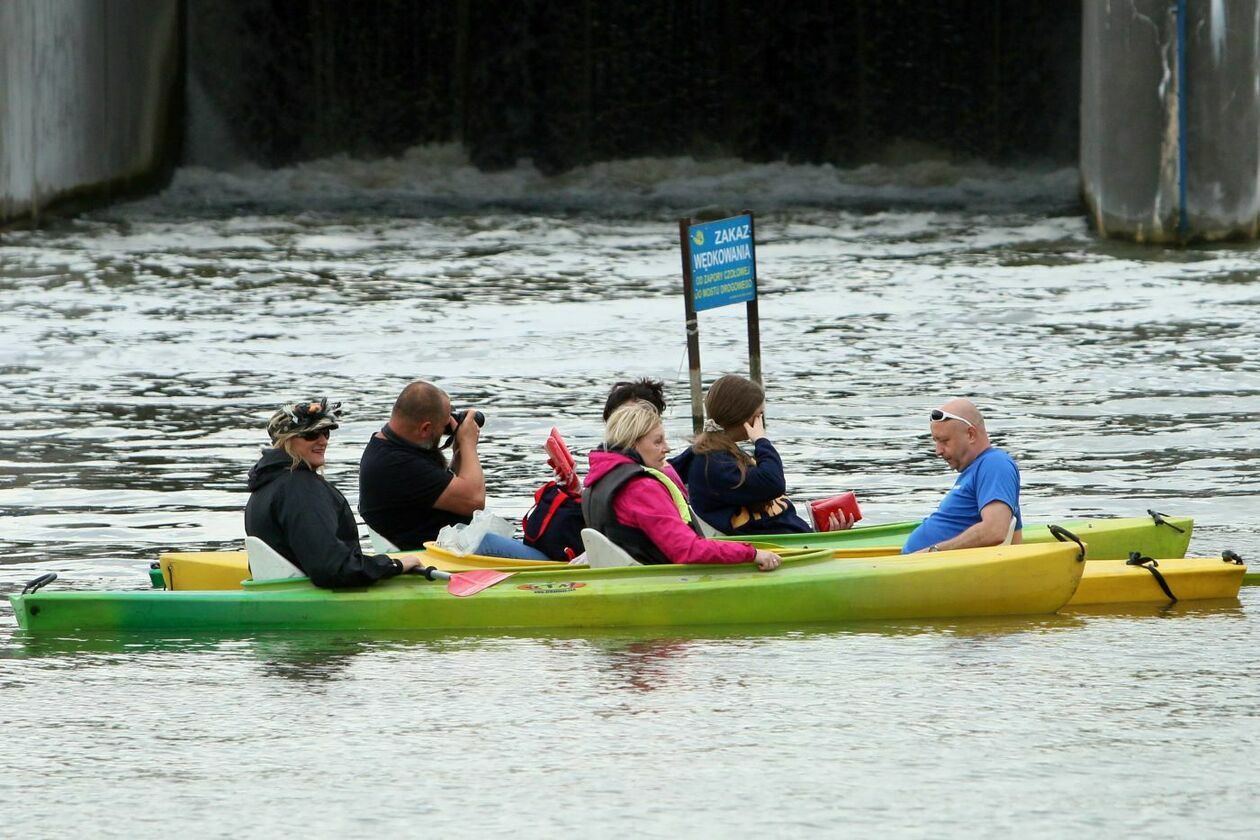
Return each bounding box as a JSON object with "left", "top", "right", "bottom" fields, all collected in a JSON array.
[
  {"left": 692, "top": 374, "right": 764, "bottom": 485},
  {"left": 274, "top": 431, "right": 323, "bottom": 473},
  {"left": 604, "top": 400, "right": 663, "bottom": 451}
]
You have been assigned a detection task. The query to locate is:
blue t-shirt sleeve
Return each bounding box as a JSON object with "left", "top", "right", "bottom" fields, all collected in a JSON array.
[{"left": 974, "top": 453, "right": 1021, "bottom": 528}]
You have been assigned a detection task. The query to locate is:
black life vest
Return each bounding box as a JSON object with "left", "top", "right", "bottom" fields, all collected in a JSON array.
[{"left": 582, "top": 462, "right": 705, "bottom": 565}]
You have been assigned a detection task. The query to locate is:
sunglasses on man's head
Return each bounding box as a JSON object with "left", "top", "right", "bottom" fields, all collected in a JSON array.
[
  {"left": 929, "top": 408, "right": 974, "bottom": 428},
  {"left": 299, "top": 428, "right": 332, "bottom": 441}
]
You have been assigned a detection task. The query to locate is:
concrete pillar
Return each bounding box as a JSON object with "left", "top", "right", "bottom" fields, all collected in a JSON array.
[
  {"left": 0, "top": 0, "right": 181, "bottom": 225},
  {"left": 1082, "top": 0, "right": 1260, "bottom": 243}
]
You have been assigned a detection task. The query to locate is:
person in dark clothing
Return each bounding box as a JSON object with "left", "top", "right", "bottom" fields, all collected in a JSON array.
[
  {"left": 359, "top": 380, "right": 486, "bottom": 550},
  {"left": 669, "top": 375, "right": 856, "bottom": 537},
  {"left": 603, "top": 377, "right": 667, "bottom": 421},
  {"left": 244, "top": 397, "right": 424, "bottom": 588}
]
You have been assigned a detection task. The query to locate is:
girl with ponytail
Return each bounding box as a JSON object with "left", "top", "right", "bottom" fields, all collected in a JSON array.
[{"left": 670, "top": 375, "right": 854, "bottom": 536}]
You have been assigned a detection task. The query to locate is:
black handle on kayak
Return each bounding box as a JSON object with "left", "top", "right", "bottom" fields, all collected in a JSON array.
[
  {"left": 1047, "top": 525, "right": 1086, "bottom": 562},
  {"left": 21, "top": 573, "right": 58, "bottom": 595},
  {"left": 1222, "top": 550, "right": 1245, "bottom": 566},
  {"left": 1147, "top": 509, "right": 1186, "bottom": 534},
  {"left": 411, "top": 565, "right": 452, "bottom": 581},
  {"left": 1126, "top": 552, "right": 1178, "bottom": 602}
]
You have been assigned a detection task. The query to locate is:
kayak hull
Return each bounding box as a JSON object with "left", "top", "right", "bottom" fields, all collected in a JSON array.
[
  {"left": 1065, "top": 556, "right": 1245, "bottom": 606},
  {"left": 728, "top": 514, "right": 1194, "bottom": 561},
  {"left": 10, "top": 544, "right": 1085, "bottom": 634}
]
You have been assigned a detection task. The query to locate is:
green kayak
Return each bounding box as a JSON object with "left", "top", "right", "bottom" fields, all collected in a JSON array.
[
  {"left": 721, "top": 512, "right": 1193, "bottom": 561},
  {"left": 10, "top": 543, "right": 1085, "bottom": 634}
]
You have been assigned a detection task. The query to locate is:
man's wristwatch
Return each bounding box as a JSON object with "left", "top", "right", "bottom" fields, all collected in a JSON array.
[
  {"left": 927, "top": 544, "right": 939, "bottom": 552},
  {"left": 391, "top": 557, "right": 404, "bottom": 574}
]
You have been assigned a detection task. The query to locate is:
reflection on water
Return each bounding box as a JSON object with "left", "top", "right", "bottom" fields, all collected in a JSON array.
[{"left": 3, "top": 154, "right": 1260, "bottom": 834}]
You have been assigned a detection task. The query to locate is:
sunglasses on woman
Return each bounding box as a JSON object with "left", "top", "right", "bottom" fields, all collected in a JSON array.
[
  {"left": 929, "top": 408, "right": 974, "bottom": 428},
  {"left": 299, "top": 428, "right": 332, "bottom": 441}
]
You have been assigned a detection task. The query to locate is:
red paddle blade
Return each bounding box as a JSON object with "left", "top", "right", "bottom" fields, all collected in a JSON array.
[{"left": 447, "top": 570, "right": 514, "bottom": 597}]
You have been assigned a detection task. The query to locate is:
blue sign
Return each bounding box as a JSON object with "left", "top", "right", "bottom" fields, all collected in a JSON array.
[{"left": 687, "top": 214, "right": 756, "bottom": 311}]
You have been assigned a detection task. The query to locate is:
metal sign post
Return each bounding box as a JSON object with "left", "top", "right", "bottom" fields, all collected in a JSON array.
[{"left": 677, "top": 211, "right": 761, "bottom": 435}]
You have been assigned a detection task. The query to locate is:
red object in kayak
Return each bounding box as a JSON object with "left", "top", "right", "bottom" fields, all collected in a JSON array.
[
  {"left": 545, "top": 428, "right": 580, "bottom": 495},
  {"left": 809, "top": 492, "right": 863, "bottom": 531}
]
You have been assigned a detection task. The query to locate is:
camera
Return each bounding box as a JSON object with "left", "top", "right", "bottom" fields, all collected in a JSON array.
[
  {"left": 450, "top": 410, "right": 485, "bottom": 429},
  {"left": 440, "top": 410, "right": 485, "bottom": 449}
]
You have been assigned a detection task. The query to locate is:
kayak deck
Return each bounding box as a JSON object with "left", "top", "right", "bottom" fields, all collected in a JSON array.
[
  {"left": 152, "top": 546, "right": 561, "bottom": 591},
  {"left": 728, "top": 513, "right": 1194, "bottom": 561}
]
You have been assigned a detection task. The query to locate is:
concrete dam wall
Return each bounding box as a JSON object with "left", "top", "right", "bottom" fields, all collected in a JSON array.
[
  {"left": 4, "top": 0, "right": 1260, "bottom": 242},
  {"left": 0, "top": 0, "right": 181, "bottom": 225},
  {"left": 1082, "top": 0, "right": 1260, "bottom": 243}
]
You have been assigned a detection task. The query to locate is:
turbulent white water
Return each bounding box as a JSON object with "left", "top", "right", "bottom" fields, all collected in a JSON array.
[{"left": 2, "top": 149, "right": 1259, "bottom": 836}]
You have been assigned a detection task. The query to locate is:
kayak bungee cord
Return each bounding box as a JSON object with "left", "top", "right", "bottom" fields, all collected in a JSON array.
[
  {"left": 1125, "top": 553, "right": 1177, "bottom": 603},
  {"left": 1048, "top": 525, "right": 1087, "bottom": 563},
  {"left": 1148, "top": 509, "right": 1187, "bottom": 534}
]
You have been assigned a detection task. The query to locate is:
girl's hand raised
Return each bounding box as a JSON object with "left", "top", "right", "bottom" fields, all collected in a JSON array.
[{"left": 743, "top": 412, "right": 766, "bottom": 442}]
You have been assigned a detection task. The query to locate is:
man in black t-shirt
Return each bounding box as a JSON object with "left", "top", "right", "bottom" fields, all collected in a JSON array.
[{"left": 358, "top": 380, "right": 486, "bottom": 550}]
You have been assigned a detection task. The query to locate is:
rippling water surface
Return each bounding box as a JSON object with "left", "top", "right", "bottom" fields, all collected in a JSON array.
[{"left": 2, "top": 149, "right": 1259, "bottom": 836}]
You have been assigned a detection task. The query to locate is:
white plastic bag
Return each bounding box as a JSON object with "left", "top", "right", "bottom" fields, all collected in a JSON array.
[
  {"left": 436, "top": 510, "right": 515, "bottom": 556},
  {"left": 435, "top": 523, "right": 467, "bottom": 554}
]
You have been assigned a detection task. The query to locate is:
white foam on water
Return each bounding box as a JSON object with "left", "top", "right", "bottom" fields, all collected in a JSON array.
[{"left": 113, "top": 143, "right": 1081, "bottom": 218}]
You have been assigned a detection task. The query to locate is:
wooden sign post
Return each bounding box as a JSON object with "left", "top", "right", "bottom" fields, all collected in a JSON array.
[{"left": 678, "top": 211, "right": 761, "bottom": 435}]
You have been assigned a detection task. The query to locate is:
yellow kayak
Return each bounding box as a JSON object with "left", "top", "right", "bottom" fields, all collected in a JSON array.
[{"left": 1064, "top": 554, "right": 1246, "bottom": 606}]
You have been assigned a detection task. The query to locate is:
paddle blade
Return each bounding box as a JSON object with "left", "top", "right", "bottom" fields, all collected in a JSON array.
[{"left": 447, "top": 569, "right": 514, "bottom": 597}]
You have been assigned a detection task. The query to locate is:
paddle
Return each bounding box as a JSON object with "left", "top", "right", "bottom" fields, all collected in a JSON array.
[{"left": 415, "top": 565, "right": 513, "bottom": 597}]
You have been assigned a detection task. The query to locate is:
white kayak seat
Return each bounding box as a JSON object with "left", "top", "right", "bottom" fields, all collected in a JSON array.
[
  {"left": 581, "top": 528, "right": 642, "bottom": 568},
  {"left": 367, "top": 525, "right": 400, "bottom": 554},
  {"left": 245, "top": 536, "right": 307, "bottom": 581},
  {"left": 1003, "top": 516, "right": 1018, "bottom": 545}
]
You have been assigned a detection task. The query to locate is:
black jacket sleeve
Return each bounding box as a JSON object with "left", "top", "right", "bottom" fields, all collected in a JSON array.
[{"left": 279, "top": 473, "right": 401, "bottom": 588}]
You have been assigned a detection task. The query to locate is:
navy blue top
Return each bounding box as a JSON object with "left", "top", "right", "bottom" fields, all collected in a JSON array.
[{"left": 670, "top": 439, "right": 812, "bottom": 535}]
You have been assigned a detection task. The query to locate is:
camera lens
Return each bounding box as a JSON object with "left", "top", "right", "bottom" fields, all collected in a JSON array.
[{"left": 450, "top": 410, "right": 485, "bottom": 428}]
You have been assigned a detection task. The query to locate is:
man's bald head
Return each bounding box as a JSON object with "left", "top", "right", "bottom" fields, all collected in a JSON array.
[
  {"left": 392, "top": 380, "right": 450, "bottom": 435},
  {"left": 937, "top": 398, "right": 985, "bottom": 434},
  {"left": 929, "top": 398, "right": 991, "bottom": 472}
]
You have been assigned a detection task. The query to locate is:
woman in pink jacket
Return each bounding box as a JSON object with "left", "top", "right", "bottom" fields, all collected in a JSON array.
[{"left": 582, "top": 400, "right": 782, "bottom": 571}]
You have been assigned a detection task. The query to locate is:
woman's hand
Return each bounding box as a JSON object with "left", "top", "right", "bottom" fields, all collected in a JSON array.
[
  {"left": 743, "top": 412, "right": 766, "bottom": 442},
  {"left": 753, "top": 549, "right": 782, "bottom": 572},
  {"left": 396, "top": 554, "right": 425, "bottom": 573},
  {"left": 825, "top": 510, "right": 856, "bottom": 531}
]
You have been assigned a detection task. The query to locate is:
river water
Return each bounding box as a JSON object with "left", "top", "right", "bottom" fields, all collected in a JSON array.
[{"left": 2, "top": 147, "right": 1258, "bottom": 836}]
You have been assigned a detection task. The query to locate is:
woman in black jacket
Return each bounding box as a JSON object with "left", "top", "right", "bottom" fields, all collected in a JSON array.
[{"left": 244, "top": 397, "right": 423, "bottom": 588}]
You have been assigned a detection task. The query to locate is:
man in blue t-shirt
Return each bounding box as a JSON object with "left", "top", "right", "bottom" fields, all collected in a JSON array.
[{"left": 902, "top": 399, "right": 1022, "bottom": 554}]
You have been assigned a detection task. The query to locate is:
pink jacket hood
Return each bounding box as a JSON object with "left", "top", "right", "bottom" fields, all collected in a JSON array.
[{"left": 586, "top": 448, "right": 687, "bottom": 495}]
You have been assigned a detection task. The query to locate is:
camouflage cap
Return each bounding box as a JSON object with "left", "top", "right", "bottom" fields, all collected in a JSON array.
[{"left": 267, "top": 397, "right": 342, "bottom": 442}]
